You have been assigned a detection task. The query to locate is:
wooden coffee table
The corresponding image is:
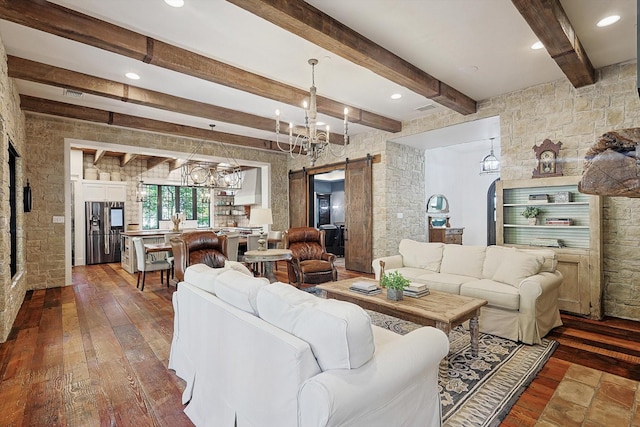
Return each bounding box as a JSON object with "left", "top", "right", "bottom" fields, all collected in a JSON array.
[{"left": 317, "top": 277, "right": 488, "bottom": 357}]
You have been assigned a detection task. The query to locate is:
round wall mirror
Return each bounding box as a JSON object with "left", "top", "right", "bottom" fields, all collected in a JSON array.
[{"left": 426, "top": 194, "right": 449, "bottom": 214}]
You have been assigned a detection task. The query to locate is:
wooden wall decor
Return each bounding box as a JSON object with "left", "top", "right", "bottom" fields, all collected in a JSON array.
[
  {"left": 532, "top": 139, "right": 563, "bottom": 178},
  {"left": 578, "top": 128, "right": 640, "bottom": 197}
]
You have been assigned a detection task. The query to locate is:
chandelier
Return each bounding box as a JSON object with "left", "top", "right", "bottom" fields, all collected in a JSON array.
[
  {"left": 180, "top": 124, "right": 244, "bottom": 190},
  {"left": 480, "top": 137, "right": 500, "bottom": 175},
  {"left": 275, "top": 58, "right": 349, "bottom": 166}
]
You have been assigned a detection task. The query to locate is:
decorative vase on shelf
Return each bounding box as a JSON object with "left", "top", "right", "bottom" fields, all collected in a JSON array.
[{"left": 528, "top": 217, "right": 537, "bottom": 225}]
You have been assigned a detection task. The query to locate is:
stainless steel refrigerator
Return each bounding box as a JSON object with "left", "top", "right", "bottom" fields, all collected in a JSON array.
[{"left": 86, "top": 201, "right": 125, "bottom": 264}]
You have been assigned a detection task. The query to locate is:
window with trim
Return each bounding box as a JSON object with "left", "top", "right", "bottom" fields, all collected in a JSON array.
[{"left": 141, "top": 184, "right": 210, "bottom": 229}]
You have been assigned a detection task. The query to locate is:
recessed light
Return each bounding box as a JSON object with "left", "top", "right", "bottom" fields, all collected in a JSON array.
[
  {"left": 597, "top": 15, "right": 620, "bottom": 27},
  {"left": 164, "top": 0, "right": 185, "bottom": 7},
  {"left": 531, "top": 41, "right": 544, "bottom": 50},
  {"left": 125, "top": 72, "right": 140, "bottom": 80},
  {"left": 390, "top": 93, "right": 402, "bottom": 100}
]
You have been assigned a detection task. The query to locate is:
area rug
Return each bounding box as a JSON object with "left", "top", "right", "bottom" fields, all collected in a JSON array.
[{"left": 367, "top": 311, "right": 558, "bottom": 427}]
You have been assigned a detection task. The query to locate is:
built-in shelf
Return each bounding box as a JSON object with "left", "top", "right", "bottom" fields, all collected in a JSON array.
[{"left": 497, "top": 175, "right": 603, "bottom": 319}]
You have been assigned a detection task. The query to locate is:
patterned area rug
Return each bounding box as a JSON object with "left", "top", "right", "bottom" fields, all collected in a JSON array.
[{"left": 367, "top": 311, "right": 558, "bottom": 427}]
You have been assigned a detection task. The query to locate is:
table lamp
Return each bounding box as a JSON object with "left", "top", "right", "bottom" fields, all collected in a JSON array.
[{"left": 249, "top": 207, "right": 273, "bottom": 250}]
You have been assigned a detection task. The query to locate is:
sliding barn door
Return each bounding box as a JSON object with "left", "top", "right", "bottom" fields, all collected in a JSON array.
[
  {"left": 288, "top": 169, "right": 308, "bottom": 228},
  {"left": 344, "top": 156, "right": 373, "bottom": 273}
]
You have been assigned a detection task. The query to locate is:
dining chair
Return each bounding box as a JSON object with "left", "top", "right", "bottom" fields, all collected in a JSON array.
[
  {"left": 133, "top": 237, "right": 172, "bottom": 291},
  {"left": 164, "top": 232, "right": 181, "bottom": 279},
  {"left": 267, "top": 230, "right": 283, "bottom": 270},
  {"left": 225, "top": 233, "right": 240, "bottom": 262}
]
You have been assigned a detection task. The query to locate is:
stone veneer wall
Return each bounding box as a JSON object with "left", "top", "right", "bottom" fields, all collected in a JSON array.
[
  {"left": 0, "top": 35, "right": 27, "bottom": 342},
  {"left": 24, "top": 114, "right": 289, "bottom": 291}
]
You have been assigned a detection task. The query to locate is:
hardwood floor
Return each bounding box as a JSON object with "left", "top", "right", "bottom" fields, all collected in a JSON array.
[{"left": 0, "top": 261, "right": 638, "bottom": 426}]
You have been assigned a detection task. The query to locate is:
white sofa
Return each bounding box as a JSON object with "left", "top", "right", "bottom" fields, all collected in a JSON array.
[
  {"left": 372, "top": 240, "right": 563, "bottom": 345},
  {"left": 169, "top": 262, "right": 449, "bottom": 427}
]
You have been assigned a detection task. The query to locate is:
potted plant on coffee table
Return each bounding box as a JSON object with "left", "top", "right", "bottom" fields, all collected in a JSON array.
[
  {"left": 521, "top": 206, "right": 541, "bottom": 225},
  {"left": 380, "top": 271, "right": 410, "bottom": 301}
]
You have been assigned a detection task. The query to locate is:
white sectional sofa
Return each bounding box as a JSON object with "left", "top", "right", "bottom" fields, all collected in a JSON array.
[
  {"left": 372, "top": 240, "right": 563, "bottom": 345},
  {"left": 169, "top": 262, "right": 449, "bottom": 427}
]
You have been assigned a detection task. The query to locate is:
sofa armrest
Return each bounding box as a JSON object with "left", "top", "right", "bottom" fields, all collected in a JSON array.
[
  {"left": 371, "top": 255, "right": 403, "bottom": 279},
  {"left": 519, "top": 271, "right": 564, "bottom": 344},
  {"left": 298, "top": 326, "right": 449, "bottom": 427}
]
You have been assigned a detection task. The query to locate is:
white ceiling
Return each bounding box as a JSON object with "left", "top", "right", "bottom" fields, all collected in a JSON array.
[{"left": 0, "top": 0, "right": 636, "bottom": 149}]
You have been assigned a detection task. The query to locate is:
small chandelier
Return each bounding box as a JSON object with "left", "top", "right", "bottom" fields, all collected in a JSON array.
[
  {"left": 136, "top": 180, "right": 147, "bottom": 202},
  {"left": 180, "top": 124, "right": 244, "bottom": 189},
  {"left": 480, "top": 137, "right": 500, "bottom": 175},
  {"left": 275, "top": 58, "right": 349, "bottom": 166}
]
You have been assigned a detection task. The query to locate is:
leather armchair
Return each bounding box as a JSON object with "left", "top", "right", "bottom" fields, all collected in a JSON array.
[
  {"left": 283, "top": 227, "right": 337, "bottom": 288},
  {"left": 171, "top": 231, "right": 228, "bottom": 282}
]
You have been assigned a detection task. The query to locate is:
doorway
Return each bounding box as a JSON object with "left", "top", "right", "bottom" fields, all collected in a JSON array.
[{"left": 288, "top": 155, "right": 374, "bottom": 273}]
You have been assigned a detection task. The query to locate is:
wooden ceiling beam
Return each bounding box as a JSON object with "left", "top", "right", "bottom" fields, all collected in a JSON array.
[
  {"left": 0, "top": 0, "right": 401, "bottom": 133},
  {"left": 19, "top": 95, "right": 284, "bottom": 153},
  {"left": 93, "top": 149, "right": 106, "bottom": 165},
  {"left": 8, "top": 56, "right": 282, "bottom": 136},
  {"left": 226, "top": 0, "right": 477, "bottom": 115},
  {"left": 168, "top": 159, "right": 187, "bottom": 171},
  {"left": 511, "top": 0, "right": 595, "bottom": 87},
  {"left": 145, "top": 157, "right": 169, "bottom": 171},
  {"left": 120, "top": 153, "right": 138, "bottom": 167}
]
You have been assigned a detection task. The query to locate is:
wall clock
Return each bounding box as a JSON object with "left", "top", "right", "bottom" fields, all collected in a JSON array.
[{"left": 532, "top": 139, "right": 563, "bottom": 178}]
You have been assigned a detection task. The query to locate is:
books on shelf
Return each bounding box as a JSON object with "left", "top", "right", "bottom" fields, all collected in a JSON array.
[
  {"left": 528, "top": 194, "right": 549, "bottom": 204},
  {"left": 545, "top": 218, "right": 573, "bottom": 226},
  {"left": 529, "top": 238, "right": 565, "bottom": 248}
]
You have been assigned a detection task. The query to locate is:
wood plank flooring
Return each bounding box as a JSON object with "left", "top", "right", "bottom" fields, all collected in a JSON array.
[{"left": 0, "top": 261, "right": 638, "bottom": 426}]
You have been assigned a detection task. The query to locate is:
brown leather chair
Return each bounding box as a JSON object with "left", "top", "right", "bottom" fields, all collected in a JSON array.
[
  {"left": 284, "top": 227, "right": 337, "bottom": 288},
  {"left": 171, "top": 231, "right": 228, "bottom": 282}
]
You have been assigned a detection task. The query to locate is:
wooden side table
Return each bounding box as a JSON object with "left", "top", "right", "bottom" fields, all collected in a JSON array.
[{"left": 243, "top": 249, "right": 292, "bottom": 283}]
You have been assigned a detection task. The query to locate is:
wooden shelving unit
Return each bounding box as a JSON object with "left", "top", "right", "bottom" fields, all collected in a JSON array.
[{"left": 497, "top": 176, "right": 603, "bottom": 318}]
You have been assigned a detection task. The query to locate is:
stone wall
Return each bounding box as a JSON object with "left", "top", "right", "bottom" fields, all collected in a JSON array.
[
  {"left": 24, "top": 114, "right": 289, "bottom": 291},
  {"left": 0, "top": 35, "right": 27, "bottom": 342},
  {"left": 369, "top": 60, "right": 640, "bottom": 321}
]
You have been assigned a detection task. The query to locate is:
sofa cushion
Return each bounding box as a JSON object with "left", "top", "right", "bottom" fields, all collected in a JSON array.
[
  {"left": 440, "top": 245, "right": 486, "bottom": 278},
  {"left": 257, "top": 282, "right": 374, "bottom": 371},
  {"left": 414, "top": 272, "right": 477, "bottom": 294},
  {"left": 384, "top": 267, "right": 433, "bottom": 282},
  {"left": 294, "top": 299, "right": 375, "bottom": 371},
  {"left": 398, "top": 239, "right": 444, "bottom": 272},
  {"left": 214, "top": 269, "right": 269, "bottom": 315},
  {"left": 460, "top": 279, "right": 520, "bottom": 311},
  {"left": 492, "top": 251, "right": 543, "bottom": 288},
  {"left": 516, "top": 248, "right": 557, "bottom": 273},
  {"left": 224, "top": 260, "right": 254, "bottom": 276},
  {"left": 183, "top": 263, "right": 229, "bottom": 294},
  {"left": 257, "top": 282, "right": 319, "bottom": 332},
  {"left": 482, "top": 246, "right": 516, "bottom": 279}
]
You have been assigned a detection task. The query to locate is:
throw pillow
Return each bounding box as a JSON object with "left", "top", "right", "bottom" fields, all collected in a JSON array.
[
  {"left": 214, "top": 269, "right": 269, "bottom": 315},
  {"left": 516, "top": 248, "right": 558, "bottom": 272},
  {"left": 492, "top": 251, "right": 544, "bottom": 288},
  {"left": 224, "top": 260, "right": 253, "bottom": 276},
  {"left": 256, "top": 282, "right": 319, "bottom": 332},
  {"left": 482, "top": 245, "right": 516, "bottom": 279},
  {"left": 183, "top": 263, "right": 229, "bottom": 294},
  {"left": 294, "top": 299, "right": 375, "bottom": 371},
  {"left": 399, "top": 239, "right": 444, "bottom": 271},
  {"left": 440, "top": 245, "right": 487, "bottom": 278}
]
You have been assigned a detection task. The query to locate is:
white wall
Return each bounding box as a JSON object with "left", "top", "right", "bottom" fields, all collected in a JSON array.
[{"left": 425, "top": 139, "right": 501, "bottom": 246}]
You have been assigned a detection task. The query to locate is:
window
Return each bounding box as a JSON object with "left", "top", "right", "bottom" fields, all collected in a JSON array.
[
  {"left": 9, "top": 142, "right": 18, "bottom": 278},
  {"left": 141, "top": 184, "right": 210, "bottom": 229}
]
